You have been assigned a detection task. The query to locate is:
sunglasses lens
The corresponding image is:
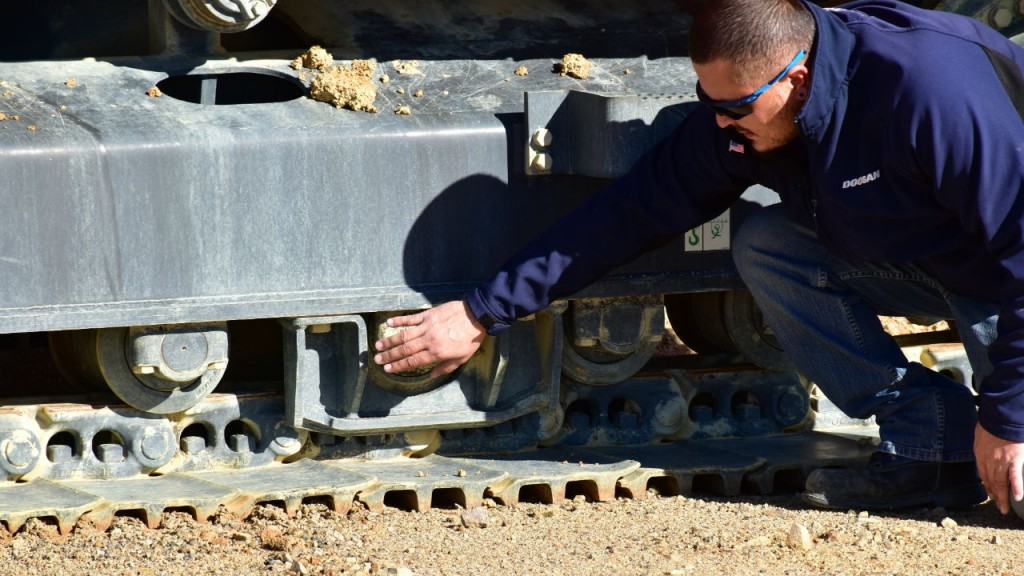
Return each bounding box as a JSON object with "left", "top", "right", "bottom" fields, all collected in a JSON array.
[{"left": 713, "top": 105, "right": 752, "bottom": 120}]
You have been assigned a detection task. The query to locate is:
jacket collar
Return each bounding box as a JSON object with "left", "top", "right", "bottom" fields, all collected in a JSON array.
[{"left": 796, "top": 1, "right": 857, "bottom": 141}]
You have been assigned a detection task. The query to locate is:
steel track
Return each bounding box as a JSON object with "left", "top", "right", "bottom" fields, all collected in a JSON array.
[{"left": 0, "top": 429, "right": 874, "bottom": 533}]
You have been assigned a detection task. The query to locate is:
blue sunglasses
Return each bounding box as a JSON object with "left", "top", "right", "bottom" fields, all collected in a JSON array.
[{"left": 696, "top": 50, "right": 807, "bottom": 120}]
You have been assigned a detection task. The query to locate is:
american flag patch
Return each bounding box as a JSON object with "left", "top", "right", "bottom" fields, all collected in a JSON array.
[{"left": 728, "top": 140, "right": 745, "bottom": 154}]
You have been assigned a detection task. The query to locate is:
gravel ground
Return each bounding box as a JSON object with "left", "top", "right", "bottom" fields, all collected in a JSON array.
[
  {"left": 5, "top": 316, "right": 1005, "bottom": 576},
  {"left": 2, "top": 492, "right": 1022, "bottom": 576}
]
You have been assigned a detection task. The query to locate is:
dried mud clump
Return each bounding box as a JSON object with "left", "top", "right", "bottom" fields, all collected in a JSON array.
[
  {"left": 146, "top": 86, "right": 162, "bottom": 97},
  {"left": 309, "top": 60, "right": 379, "bottom": 113},
  {"left": 557, "top": 53, "right": 591, "bottom": 80},
  {"left": 291, "top": 45, "right": 334, "bottom": 71},
  {"left": 514, "top": 65, "right": 529, "bottom": 76},
  {"left": 392, "top": 60, "right": 422, "bottom": 75}
]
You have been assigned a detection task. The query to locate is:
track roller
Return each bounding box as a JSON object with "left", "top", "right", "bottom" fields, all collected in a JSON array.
[
  {"left": 50, "top": 323, "right": 229, "bottom": 414},
  {"left": 163, "top": 0, "right": 277, "bottom": 33},
  {"left": 665, "top": 289, "right": 791, "bottom": 370},
  {"left": 561, "top": 296, "right": 664, "bottom": 384}
]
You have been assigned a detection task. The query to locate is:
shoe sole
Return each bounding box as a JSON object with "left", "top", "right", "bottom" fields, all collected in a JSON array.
[{"left": 801, "top": 482, "right": 988, "bottom": 511}]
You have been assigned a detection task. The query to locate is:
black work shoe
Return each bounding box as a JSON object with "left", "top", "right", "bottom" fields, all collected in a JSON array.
[{"left": 802, "top": 452, "right": 987, "bottom": 511}]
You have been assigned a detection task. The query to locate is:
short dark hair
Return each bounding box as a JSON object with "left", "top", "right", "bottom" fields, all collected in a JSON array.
[{"left": 689, "top": 0, "right": 815, "bottom": 84}]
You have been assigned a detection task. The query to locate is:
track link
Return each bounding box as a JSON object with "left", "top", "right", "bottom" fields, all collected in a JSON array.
[{"left": 0, "top": 431, "right": 873, "bottom": 534}]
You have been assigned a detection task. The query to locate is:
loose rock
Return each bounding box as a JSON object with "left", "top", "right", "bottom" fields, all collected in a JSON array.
[
  {"left": 787, "top": 523, "right": 813, "bottom": 550},
  {"left": 460, "top": 507, "right": 489, "bottom": 529}
]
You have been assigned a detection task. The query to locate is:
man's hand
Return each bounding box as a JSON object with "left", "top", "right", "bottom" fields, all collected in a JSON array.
[
  {"left": 974, "top": 422, "right": 1024, "bottom": 514},
  {"left": 373, "top": 300, "right": 487, "bottom": 378}
]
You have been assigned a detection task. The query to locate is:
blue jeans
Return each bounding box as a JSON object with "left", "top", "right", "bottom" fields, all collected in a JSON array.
[{"left": 732, "top": 205, "right": 999, "bottom": 462}]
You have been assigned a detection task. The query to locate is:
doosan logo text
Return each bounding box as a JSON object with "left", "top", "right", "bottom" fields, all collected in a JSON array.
[{"left": 842, "top": 170, "right": 881, "bottom": 189}]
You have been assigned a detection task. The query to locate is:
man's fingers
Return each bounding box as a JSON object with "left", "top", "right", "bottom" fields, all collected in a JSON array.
[
  {"left": 385, "top": 312, "right": 423, "bottom": 329},
  {"left": 374, "top": 323, "right": 425, "bottom": 353},
  {"left": 371, "top": 300, "right": 485, "bottom": 374},
  {"left": 1011, "top": 458, "right": 1024, "bottom": 504},
  {"left": 988, "top": 466, "right": 1011, "bottom": 514},
  {"left": 374, "top": 330, "right": 430, "bottom": 366},
  {"left": 381, "top": 350, "right": 437, "bottom": 374}
]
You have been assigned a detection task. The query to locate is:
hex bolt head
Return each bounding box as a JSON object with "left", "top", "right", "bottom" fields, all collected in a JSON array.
[
  {"left": 47, "top": 444, "right": 73, "bottom": 464},
  {"left": 180, "top": 435, "right": 206, "bottom": 455},
  {"left": 734, "top": 402, "right": 761, "bottom": 422},
  {"left": 251, "top": 1, "right": 270, "bottom": 17},
  {"left": 611, "top": 411, "right": 639, "bottom": 429},
  {"left": 531, "top": 128, "right": 553, "bottom": 149},
  {"left": 569, "top": 411, "right": 591, "bottom": 430},
  {"left": 689, "top": 404, "right": 714, "bottom": 424},
  {"left": 229, "top": 433, "right": 252, "bottom": 453},
  {"left": 530, "top": 152, "right": 552, "bottom": 172},
  {"left": 97, "top": 443, "right": 125, "bottom": 463}
]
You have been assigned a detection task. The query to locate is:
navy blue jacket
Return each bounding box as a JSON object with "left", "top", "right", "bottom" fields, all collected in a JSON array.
[{"left": 466, "top": 0, "right": 1024, "bottom": 442}]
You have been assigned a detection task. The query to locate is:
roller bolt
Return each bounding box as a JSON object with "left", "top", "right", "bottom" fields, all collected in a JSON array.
[
  {"left": 3, "top": 431, "right": 40, "bottom": 471},
  {"left": 531, "top": 128, "right": 553, "bottom": 149},
  {"left": 530, "top": 152, "right": 552, "bottom": 172},
  {"left": 653, "top": 398, "right": 685, "bottom": 434},
  {"left": 773, "top": 387, "right": 809, "bottom": 427},
  {"left": 270, "top": 436, "right": 303, "bottom": 457},
  {"left": 140, "top": 428, "right": 173, "bottom": 462},
  {"left": 536, "top": 406, "right": 564, "bottom": 441}
]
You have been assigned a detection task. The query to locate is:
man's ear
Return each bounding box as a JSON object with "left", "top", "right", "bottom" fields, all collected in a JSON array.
[{"left": 788, "top": 65, "right": 810, "bottom": 99}]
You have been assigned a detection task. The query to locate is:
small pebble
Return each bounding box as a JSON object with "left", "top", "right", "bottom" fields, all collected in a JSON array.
[
  {"left": 787, "top": 523, "right": 812, "bottom": 550},
  {"left": 460, "top": 507, "right": 490, "bottom": 529}
]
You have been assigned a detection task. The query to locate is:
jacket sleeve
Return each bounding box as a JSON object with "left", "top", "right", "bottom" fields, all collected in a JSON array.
[
  {"left": 902, "top": 43, "right": 1024, "bottom": 441},
  {"left": 467, "top": 106, "right": 753, "bottom": 335}
]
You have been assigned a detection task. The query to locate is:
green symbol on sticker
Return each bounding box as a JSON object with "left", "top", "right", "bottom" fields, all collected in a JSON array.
[
  {"left": 687, "top": 229, "right": 701, "bottom": 246},
  {"left": 710, "top": 223, "right": 723, "bottom": 239}
]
